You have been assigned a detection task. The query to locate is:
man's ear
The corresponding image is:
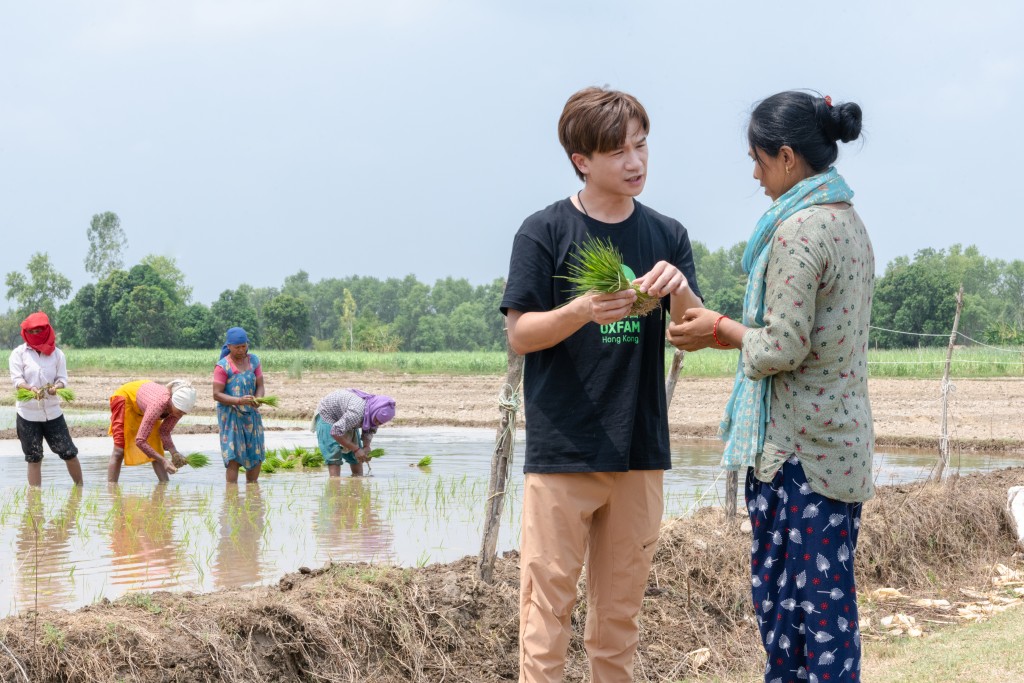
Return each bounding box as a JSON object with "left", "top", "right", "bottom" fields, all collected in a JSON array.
[{"left": 570, "top": 152, "right": 590, "bottom": 177}]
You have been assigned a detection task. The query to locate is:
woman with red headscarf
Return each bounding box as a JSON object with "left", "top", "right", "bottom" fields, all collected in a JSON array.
[{"left": 8, "top": 311, "right": 83, "bottom": 486}]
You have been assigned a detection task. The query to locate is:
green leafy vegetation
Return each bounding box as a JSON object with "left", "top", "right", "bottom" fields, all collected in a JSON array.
[
  {"left": 560, "top": 237, "right": 659, "bottom": 316},
  {"left": 184, "top": 453, "right": 210, "bottom": 468}
]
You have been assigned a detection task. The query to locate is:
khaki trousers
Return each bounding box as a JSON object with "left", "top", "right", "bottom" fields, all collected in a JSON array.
[{"left": 518, "top": 470, "right": 664, "bottom": 683}]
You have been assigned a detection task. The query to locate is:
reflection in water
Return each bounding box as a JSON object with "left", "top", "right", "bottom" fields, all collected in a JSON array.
[
  {"left": 314, "top": 478, "right": 395, "bottom": 563},
  {"left": 15, "top": 487, "right": 82, "bottom": 612},
  {"left": 213, "top": 484, "right": 267, "bottom": 589},
  {"left": 108, "top": 483, "right": 183, "bottom": 588},
  {"left": 0, "top": 427, "right": 1020, "bottom": 617}
]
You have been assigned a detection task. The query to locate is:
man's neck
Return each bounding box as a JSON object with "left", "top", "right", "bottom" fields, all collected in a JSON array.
[{"left": 577, "top": 187, "right": 636, "bottom": 224}]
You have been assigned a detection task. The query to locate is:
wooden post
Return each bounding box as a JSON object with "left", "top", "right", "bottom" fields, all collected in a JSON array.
[
  {"left": 932, "top": 284, "right": 964, "bottom": 483},
  {"left": 665, "top": 348, "right": 686, "bottom": 408},
  {"left": 478, "top": 344, "right": 525, "bottom": 583},
  {"left": 725, "top": 471, "right": 738, "bottom": 518}
]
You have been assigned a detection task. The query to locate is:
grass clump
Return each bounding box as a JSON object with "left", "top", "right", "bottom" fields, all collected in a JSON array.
[
  {"left": 417, "top": 456, "right": 432, "bottom": 468},
  {"left": 560, "top": 237, "right": 660, "bottom": 316},
  {"left": 254, "top": 395, "right": 279, "bottom": 407}
]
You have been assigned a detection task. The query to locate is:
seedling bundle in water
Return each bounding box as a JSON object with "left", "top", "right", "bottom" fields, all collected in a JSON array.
[
  {"left": 560, "top": 237, "right": 660, "bottom": 316},
  {"left": 260, "top": 446, "right": 325, "bottom": 474}
]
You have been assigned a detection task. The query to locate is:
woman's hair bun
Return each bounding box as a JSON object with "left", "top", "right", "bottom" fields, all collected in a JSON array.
[{"left": 832, "top": 101, "right": 862, "bottom": 143}]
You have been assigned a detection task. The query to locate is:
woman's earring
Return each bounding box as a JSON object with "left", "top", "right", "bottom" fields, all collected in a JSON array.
[{"left": 785, "top": 167, "right": 791, "bottom": 176}]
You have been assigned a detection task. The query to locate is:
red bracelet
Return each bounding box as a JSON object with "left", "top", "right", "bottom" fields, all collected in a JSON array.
[{"left": 712, "top": 314, "right": 730, "bottom": 348}]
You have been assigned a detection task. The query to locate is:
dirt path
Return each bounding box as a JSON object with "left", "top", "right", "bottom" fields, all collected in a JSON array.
[{"left": 8, "top": 372, "right": 1024, "bottom": 451}]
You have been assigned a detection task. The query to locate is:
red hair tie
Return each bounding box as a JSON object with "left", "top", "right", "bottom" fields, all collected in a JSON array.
[{"left": 824, "top": 95, "right": 833, "bottom": 108}]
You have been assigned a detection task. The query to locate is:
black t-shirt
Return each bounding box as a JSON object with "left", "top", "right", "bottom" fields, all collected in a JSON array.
[{"left": 500, "top": 198, "right": 702, "bottom": 474}]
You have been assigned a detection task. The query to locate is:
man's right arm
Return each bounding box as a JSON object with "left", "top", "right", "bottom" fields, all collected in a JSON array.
[{"left": 506, "top": 289, "right": 637, "bottom": 355}]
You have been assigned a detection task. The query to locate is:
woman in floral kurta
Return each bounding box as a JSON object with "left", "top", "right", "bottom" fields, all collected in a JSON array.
[
  {"left": 669, "top": 91, "right": 872, "bottom": 683},
  {"left": 213, "top": 327, "right": 265, "bottom": 483}
]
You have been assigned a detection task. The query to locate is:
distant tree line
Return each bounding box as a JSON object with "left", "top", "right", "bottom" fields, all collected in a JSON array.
[{"left": 2, "top": 213, "right": 1023, "bottom": 351}]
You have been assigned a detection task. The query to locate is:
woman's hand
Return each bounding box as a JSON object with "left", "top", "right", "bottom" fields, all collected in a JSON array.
[
  {"left": 353, "top": 447, "right": 370, "bottom": 464},
  {"left": 163, "top": 457, "right": 178, "bottom": 475},
  {"left": 170, "top": 451, "right": 187, "bottom": 468},
  {"left": 237, "top": 395, "right": 258, "bottom": 407},
  {"left": 668, "top": 308, "right": 729, "bottom": 351}
]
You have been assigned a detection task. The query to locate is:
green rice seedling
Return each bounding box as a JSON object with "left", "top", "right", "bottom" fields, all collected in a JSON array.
[
  {"left": 367, "top": 448, "right": 385, "bottom": 459},
  {"left": 15, "top": 388, "right": 38, "bottom": 401},
  {"left": 301, "top": 449, "right": 324, "bottom": 468},
  {"left": 55, "top": 387, "right": 75, "bottom": 402},
  {"left": 254, "top": 395, "right": 279, "bottom": 407},
  {"left": 560, "top": 237, "right": 660, "bottom": 316},
  {"left": 184, "top": 453, "right": 210, "bottom": 468},
  {"left": 417, "top": 456, "right": 432, "bottom": 468},
  {"left": 278, "top": 456, "right": 297, "bottom": 470}
]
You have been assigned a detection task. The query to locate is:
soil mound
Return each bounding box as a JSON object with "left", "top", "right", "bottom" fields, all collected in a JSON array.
[{"left": 1, "top": 468, "right": 1021, "bottom": 682}]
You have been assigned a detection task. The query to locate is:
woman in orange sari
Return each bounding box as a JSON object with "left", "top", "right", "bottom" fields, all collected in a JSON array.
[{"left": 107, "top": 379, "right": 197, "bottom": 483}]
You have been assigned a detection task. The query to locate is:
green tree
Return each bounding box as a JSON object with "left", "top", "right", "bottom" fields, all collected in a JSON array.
[
  {"left": 84, "top": 211, "right": 127, "bottom": 280},
  {"left": 140, "top": 254, "right": 193, "bottom": 303},
  {"left": 211, "top": 288, "right": 260, "bottom": 345},
  {"left": 337, "top": 288, "right": 357, "bottom": 350},
  {"left": 111, "top": 285, "right": 177, "bottom": 347},
  {"left": 176, "top": 303, "right": 220, "bottom": 349},
  {"left": 57, "top": 283, "right": 106, "bottom": 347},
  {"left": 692, "top": 240, "right": 746, "bottom": 321},
  {"left": 448, "top": 301, "right": 491, "bottom": 350},
  {"left": 262, "top": 294, "right": 310, "bottom": 349},
  {"left": 5, "top": 252, "right": 73, "bottom": 319}
]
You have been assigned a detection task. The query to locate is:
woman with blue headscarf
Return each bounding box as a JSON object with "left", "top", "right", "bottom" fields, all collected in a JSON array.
[
  {"left": 669, "top": 92, "right": 873, "bottom": 682},
  {"left": 213, "top": 327, "right": 266, "bottom": 483}
]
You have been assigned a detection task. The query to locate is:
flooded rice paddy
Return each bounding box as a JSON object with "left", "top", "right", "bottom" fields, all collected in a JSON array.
[{"left": 0, "top": 416, "right": 1019, "bottom": 617}]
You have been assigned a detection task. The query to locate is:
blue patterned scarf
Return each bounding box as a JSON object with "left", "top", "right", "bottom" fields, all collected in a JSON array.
[{"left": 719, "top": 167, "right": 854, "bottom": 470}]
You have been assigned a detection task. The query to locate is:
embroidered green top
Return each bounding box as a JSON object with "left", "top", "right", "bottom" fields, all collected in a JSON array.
[{"left": 741, "top": 205, "right": 876, "bottom": 503}]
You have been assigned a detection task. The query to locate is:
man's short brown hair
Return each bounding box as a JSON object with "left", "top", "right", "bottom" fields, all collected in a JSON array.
[{"left": 557, "top": 87, "right": 651, "bottom": 181}]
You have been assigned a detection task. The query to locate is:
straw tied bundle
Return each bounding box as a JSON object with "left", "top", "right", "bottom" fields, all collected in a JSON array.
[{"left": 560, "top": 237, "right": 660, "bottom": 316}]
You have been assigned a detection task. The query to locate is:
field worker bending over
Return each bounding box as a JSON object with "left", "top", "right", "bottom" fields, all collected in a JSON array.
[
  {"left": 501, "top": 87, "right": 703, "bottom": 682},
  {"left": 213, "top": 327, "right": 266, "bottom": 484},
  {"left": 107, "top": 379, "right": 198, "bottom": 483},
  {"left": 9, "top": 311, "right": 83, "bottom": 486},
  {"left": 313, "top": 389, "right": 395, "bottom": 477}
]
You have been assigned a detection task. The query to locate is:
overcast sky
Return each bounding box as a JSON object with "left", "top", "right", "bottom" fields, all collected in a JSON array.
[{"left": 2, "top": 1, "right": 1022, "bottom": 306}]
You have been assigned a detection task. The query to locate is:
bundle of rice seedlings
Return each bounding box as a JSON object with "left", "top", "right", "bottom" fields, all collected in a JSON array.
[
  {"left": 417, "top": 456, "right": 432, "bottom": 468},
  {"left": 184, "top": 453, "right": 210, "bottom": 468},
  {"left": 560, "top": 237, "right": 660, "bottom": 316},
  {"left": 367, "top": 448, "right": 385, "bottom": 459},
  {"left": 14, "top": 388, "right": 38, "bottom": 402},
  {"left": 278, "top": 456, "right": 297, "bottom": 470},
  {"left": 55, "top": 388, "right": 75, "bottom": 403},
  {"left": 261, "top": 450, "right": 284, "bottom": 474},
  {"left": 301, "top": 449, "right": 324, "bottom": 468},
  {"left": 254, "top": 395, "right": 279, "bottom": 408}
]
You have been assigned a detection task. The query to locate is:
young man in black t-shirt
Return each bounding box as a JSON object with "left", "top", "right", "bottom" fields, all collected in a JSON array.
[{"left": 500, "top": 87, "right": 703, "bottom": 682}]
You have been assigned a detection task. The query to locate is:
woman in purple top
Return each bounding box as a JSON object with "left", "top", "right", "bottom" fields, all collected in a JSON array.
[{"left": 313, "top": 389, "right": 396, "bottom": 477}]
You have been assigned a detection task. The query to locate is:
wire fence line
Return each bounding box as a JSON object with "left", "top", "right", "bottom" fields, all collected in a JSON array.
[{"left": 869, "top": 324, "right": 1024, "bottom": 355}]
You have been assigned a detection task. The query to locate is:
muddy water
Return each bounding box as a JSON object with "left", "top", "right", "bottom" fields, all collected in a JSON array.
[{"left": 0, "top": 424, "right": 1018, "bottom": 616}]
